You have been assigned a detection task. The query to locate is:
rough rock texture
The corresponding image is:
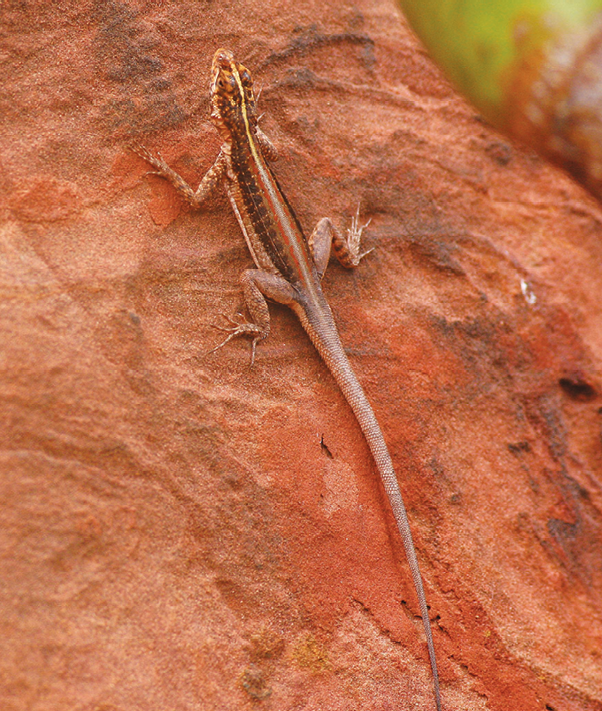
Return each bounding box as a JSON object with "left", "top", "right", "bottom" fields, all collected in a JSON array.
[{"left": 1, "top": 2, "right": 602, "bottom": 710}]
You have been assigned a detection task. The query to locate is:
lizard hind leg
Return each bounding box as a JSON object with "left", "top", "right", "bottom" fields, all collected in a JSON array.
[
  {"left": 309, "top": 204, "right": 373, "bottom": 279},
  {"left": 308, "top": 218, "right": 335, "bottom": 278},
  {"left": 210, "top": 269, "right": 298, "bottom": 365}
]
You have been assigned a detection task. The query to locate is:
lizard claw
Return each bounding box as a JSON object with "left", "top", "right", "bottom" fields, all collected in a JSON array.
[
  {"left": 208, "top": 314, "right": 265, "bottom": 365},
  {"left": 211, "top": 312, "right": 246, "bottom": 330},
  {"left": 342, "top": 204, "right": 373, "bottom": 266},
  {"left": 348, "top": 204, "right": 371, "bottom": 244}
]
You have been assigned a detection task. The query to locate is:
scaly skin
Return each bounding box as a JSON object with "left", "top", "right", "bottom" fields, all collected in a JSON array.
[{"left": 132, "top": 48, "right": 442, "bottom": 711}]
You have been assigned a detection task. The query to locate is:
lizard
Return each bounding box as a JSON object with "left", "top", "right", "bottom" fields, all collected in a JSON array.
[{"left": 132, "top": 48, "right": 442, "bottom": 711}]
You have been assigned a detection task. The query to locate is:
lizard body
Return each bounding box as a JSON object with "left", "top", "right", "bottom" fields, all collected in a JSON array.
[{"left": 133, "top": 48, "right": 441, "bottom": 711}]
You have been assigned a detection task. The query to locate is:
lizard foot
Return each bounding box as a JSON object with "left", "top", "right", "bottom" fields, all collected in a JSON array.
[
  {"left": 209, "top": 314, "right": 266, "bottom": 365},
  {"left": 346, "top": 203, "right": 373, "bottom": 264}
]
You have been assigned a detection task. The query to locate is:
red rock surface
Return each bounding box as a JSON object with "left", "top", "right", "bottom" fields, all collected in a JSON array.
[{"left": 1, "top": 2, "right": 602, "bottom": 710}]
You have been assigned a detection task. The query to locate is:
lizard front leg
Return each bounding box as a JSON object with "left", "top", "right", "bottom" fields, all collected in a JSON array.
[
  {"left": 212, "top": 269, "right": 297, "bottom": 364},
  {"left": 309, "top": 204, "right": 372, "bottom": 279},
  {"left": 131, "top": 144, "right": 227, "bottom": 209},
  {"left": 256, "top": 128, "right": 279, "bottom": 161}
]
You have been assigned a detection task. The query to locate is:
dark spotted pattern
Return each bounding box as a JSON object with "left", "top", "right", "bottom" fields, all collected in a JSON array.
[{"left": 211, "top": 49, "right": 313, "bottom": 286}]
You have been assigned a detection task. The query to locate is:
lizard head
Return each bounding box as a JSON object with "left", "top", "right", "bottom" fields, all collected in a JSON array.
[{"left": 210, "top": 49, "right": 257, "bottom": 142}]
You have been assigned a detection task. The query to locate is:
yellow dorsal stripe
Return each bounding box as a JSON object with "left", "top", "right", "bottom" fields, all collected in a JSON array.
[
  {"left": 229, "top": 59, "right": 319, "bottom": 302},
  {"left": 231, "top": 63, "right": 261, "bottom": 165}
]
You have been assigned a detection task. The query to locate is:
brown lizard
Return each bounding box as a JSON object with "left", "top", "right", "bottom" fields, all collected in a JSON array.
[{"left": 132, "top": 48, "right": 442, "bottom": 711}]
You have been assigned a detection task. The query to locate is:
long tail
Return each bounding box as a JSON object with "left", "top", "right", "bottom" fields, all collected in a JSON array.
[{"left": 298, "top": 299, "right": 442, "bottom": 711}]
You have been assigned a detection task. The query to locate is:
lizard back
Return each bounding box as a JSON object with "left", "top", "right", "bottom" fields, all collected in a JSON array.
[{"left": 210, "top": 49, "right": 320, "bottom": 293}]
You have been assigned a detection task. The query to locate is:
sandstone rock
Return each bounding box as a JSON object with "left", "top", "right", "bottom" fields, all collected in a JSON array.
[{"left": 1, "top": 2, "right": 601, "bottom": 710}]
